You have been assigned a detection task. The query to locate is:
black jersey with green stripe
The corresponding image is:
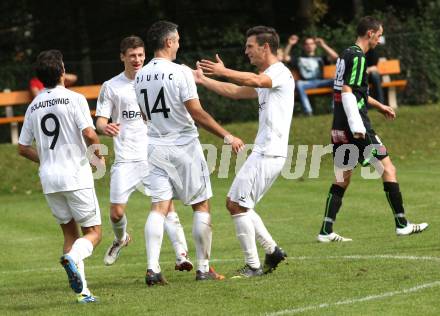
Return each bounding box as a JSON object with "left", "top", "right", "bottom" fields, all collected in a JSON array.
[{"left": 332, "top": 45, "right": 372, "bottom": 132}]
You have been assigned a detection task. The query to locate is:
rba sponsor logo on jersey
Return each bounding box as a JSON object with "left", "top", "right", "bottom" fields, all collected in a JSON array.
[{"left": 122, "top": 110, "right": 142, "bottom": 119}]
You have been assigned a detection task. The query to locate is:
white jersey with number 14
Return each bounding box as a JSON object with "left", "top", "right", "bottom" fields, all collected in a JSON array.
[{"left": 135, "top": 58, "right": 199, "bottom": 146}]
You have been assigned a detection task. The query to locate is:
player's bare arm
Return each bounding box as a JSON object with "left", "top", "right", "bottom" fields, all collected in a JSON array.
[
  {"left": 96, "top": 117, "right": 120, "bottom": 137},
  {"left": 82, "top": 127, "right": 105, "bottom": 167},
  {"left": 199, "top": 54, "right": 272, "bottom": 88},
  {"left": 368, "top": 96, "right": 396, "bottom": 120},
  {"left": 184, "top": 98, "right": 244, "bottom": 153},
  {"left": 18, "top": 144, "right": 40, "bottom": 163},
  {"left": 83, "top": 127, "right": 102, "bottom": 147},
  {"left": 192, "top": 64, "right": 257, "bottom": 100}
]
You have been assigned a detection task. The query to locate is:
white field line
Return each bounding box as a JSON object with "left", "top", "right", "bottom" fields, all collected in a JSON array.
[
  {"left": 326, "top": 254, "right": 440, "bottom": 262},
  {"left": 265, "top": 281, "right": 440, "bottom": 316},
  {"left": 2, "top": 254, "right": 440, "bottom": 275}
]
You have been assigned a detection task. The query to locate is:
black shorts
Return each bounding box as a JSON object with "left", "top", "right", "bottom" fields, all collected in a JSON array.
[{"left": 331, "top": 129, "right": 388, "bottom": 168}]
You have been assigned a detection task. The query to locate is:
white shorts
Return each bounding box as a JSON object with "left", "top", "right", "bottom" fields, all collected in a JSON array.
[
  {"left": 110, "top": 160, "right": 149, "bottom": 204},
  {"left": 228, "top": 152, "right": 285, "bottom": 209},
  {"left": 146, "top": 138, "right": 212, "bottom": 205},
  {"left": 45, "top": 188, "right": 101, "bottom": 227}
]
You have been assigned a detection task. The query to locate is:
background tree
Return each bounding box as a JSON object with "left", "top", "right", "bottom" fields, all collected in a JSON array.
[{"left": 0, "top": 0, "right": 438, "bottom": 111}]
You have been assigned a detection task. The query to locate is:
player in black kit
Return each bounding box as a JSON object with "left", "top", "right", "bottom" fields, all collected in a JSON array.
[{"left": 317, "top": 16, "right": 428, "bottom": 242}]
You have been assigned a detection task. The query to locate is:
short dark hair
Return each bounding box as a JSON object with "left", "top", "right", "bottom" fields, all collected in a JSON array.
[
  {"left": 246, "top": 26, "right": 280, "bottom": 54},
  {"left": 120, "top": 35, "right": 145, "bottom": 54},
  {"left": 302, "top": 36, "right": 315, "bottom": 44},
  {"left": 357, "top": 16, "right": 382, "bottom": 37},
  {"left": 147, "top": 21, "right": 178, "bottom": 52},
  {"left": 35, "top": 50, "right": 64, "bottom": 88}
]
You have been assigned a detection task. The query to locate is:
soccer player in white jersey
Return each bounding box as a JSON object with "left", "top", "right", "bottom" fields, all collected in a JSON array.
[
  {"left": 96, "top": 36, "right": 192, "bottom": 271},
  {"left": 18, "top": 50, "right": 103, "bottom": 303},
  {"left": 197, "top": 26, "right": 295, "bottom": 277},
  {"left": 135, "top": 21, "right": 245, "bottom": 285}
]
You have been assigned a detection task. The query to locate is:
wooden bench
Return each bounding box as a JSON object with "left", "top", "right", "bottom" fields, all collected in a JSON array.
[
  {"left": 303, "top": 59, "right": 407, "bottom": 109},
  {"left": 0, "top": 85, "right": 100, "bottom": 144}
]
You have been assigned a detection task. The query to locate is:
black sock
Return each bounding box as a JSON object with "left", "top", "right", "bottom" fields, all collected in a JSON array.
[
  {"left": 320, "top": 184, "right": 346, "bottom": 235},
  {"left": 383, "top": 182, "right": 408, "bottom": 228}
]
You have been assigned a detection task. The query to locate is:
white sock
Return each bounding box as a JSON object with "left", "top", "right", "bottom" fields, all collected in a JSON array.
[
  {"left": 232, "top": 212, "right": 260, "bottom": 269},
  {"left": 192, "top": 211, "right": 212, "bottom": 273},
  {"left": 67, "top": 238, "right": 93, "bottom": 264},
  {"left": 145, "top": 211, "right": 165, "bottom": 273},
  {"left": 164, "top": 211, "right": 188, "bottom": 260},
  {"left": 111, "top": 214, "right": 127, "bottom": 242},
  {"left": 249, "top": 209, "right": 277, "bottom": 254},
  {"left": 77, "top": 260, "right": 90, "bottom": 296}
]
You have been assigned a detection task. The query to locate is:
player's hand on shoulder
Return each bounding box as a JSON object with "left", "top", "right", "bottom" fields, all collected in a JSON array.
[
  {"left": 104, "top": 123, "right": 120, "bottom": 136},
  {"left": 199, "top": 54, "right": 226, "bottom": 77}
]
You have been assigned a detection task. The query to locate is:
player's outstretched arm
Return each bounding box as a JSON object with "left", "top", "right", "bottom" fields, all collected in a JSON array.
[
  {"left": 96, "top": 117, "right": 120, "bottom": 137},
  {"left": 192, "top": 64, "right": 257, "bottom": 100},
  {"left": 199, "top": 54, "right": 272, "bottom": 88},
  {"left": 184, "top": 98, "right": 244, "bottom": 153},
  {"left": 368, "top": 96, "right": 396, "bottom": 120},
  {"left": 18, "top": 144, "right": 39, "bottom": 163}
]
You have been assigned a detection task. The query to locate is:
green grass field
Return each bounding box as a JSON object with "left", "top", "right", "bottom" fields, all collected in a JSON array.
[{"left": 1, "top": 105, "right": 439, "bottom": 315}]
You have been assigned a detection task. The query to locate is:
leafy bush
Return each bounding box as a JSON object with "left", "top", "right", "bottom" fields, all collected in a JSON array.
[{"left": 380, "top": 2, "right": 440, "bottom": 104}]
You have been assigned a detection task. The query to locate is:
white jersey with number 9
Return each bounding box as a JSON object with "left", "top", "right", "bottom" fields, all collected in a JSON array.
[{"left": 18, "top": 86, "right": 95, "bottom": 194}]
